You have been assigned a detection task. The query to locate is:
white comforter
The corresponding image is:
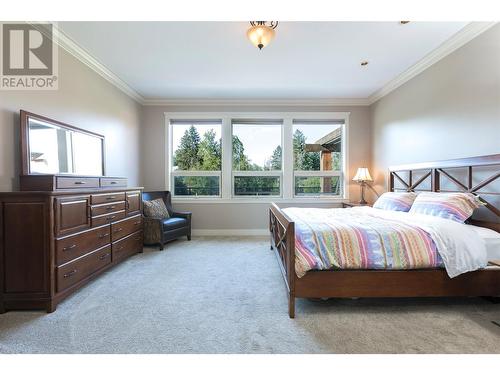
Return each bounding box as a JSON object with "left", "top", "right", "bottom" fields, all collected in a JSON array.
[{"left": 353, "top": 207, "right": 488, "bottom": 277}]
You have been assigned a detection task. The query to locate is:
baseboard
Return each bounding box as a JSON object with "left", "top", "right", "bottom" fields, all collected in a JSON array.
[{"left": 192, "top": 229, "right": 268, "bottom": 236}]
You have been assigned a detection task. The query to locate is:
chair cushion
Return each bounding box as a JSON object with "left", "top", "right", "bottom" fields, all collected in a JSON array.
[
  {"left": 162, "top": 217, "right": 188, "bottom": 231},
  {"left": 143, "top": 198, "right": 170, "bottom": 219}
]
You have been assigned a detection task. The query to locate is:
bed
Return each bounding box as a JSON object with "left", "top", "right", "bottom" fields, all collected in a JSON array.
[{"left": 269, "top": 154, "right": 500, "bottom": 318}]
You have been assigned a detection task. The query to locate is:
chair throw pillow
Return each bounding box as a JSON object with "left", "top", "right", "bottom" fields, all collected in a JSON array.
[{"left": 143, "top": 198, "right": 170, "bottom": 219}]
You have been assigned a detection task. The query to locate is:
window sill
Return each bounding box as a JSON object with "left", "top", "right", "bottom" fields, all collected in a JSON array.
[{"left": 172, "top": 197, "right": 349, "bottom": 204}]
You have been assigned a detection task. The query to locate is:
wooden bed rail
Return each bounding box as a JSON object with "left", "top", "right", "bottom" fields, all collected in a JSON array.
[{"left": 269, "top": 203, "right": 296, "bottom": 318}]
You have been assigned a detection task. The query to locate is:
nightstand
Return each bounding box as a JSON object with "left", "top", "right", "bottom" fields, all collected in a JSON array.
[{"left": 342, "top": 202, "right": 371, "bottom": 208}]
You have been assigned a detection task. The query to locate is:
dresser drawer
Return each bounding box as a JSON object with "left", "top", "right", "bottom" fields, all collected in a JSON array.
[
  {"left": 91, "top": 192, "right": 126, "bottom": 205},
  {"left": 100, "top": 178, "right": 127, "bottom": 188},
  {"left": 56, "top": 225, "right": 111, "bottom": 266},
  {"left": 112, "top": 231, "right": 143, "bottom": 263},
  {"left": 92, "top": 211, "right": 126, "bottom": 227},
  {"left": 56, "top": 177, "right": 100, "bottom": 189},
  {"left": 56, "top": 245, "right": 111, "bottom": 292},
  {"left": 91, "top": 201, "right": 126, "bottom": 217},
  {"left": 111, "top": 214, "right": 143, "bottom": 242}
]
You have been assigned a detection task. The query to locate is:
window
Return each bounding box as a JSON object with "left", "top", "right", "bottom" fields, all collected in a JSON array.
[
  {"left": 167, "top": 113, "right": 347, "bottom": 201},
  {"left": 292, "top": 120, "right": 343, "bottom": 197},
  {"left": 232, "top": 120, "right": 282, "bottom": 196},
  {"left": 170, "top": 120, "right": 222, "bottom": 197}
]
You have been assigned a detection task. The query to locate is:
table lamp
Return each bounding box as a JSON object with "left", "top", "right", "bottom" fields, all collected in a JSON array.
[{"left": 352, "top": 167, "right": 373, "bottom": 205}]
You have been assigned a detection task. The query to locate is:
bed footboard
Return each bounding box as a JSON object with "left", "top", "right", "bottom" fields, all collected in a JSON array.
[{"left": 269, "top": 203, "right": 296, "bottom": 318}]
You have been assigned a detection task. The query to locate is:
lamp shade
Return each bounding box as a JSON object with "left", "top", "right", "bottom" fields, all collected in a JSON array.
[
  {"left": 353, "top": 167, "right": 373, "bottom": 182},
  {"left": 247, "top": 24, "right": 275, "bottom": 50}
]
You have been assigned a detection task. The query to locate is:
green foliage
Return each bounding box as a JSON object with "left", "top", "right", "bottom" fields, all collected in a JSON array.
[
  {"left": 174, "top": 125, "right": 222, "bottom": 171},
  {"left": 293, "top": 129, "right": 320, "bottom": 170},
  {"left": 295, "top": 176, "right": 340, "bottom": 196},
  {"left": 198, "top": 129, "right": 221, "bottom": 170},
  {"left": 174, "top": 176, "right": 220, "bottom": 196},
  {"left": 174, "top": 125, "right": 202, "bottom": 170},
  {"left": 234, "top": 176, "right": 280, "bottom": 196},
  {"left": 268, "top": 145, "right": 282, "bottom": 171},
  {"left": 232, "top": 135, "right": 251, "bottom": 170}
]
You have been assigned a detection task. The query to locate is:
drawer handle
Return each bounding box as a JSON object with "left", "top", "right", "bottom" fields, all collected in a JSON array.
[
  {"left": 74, "top": 181, "right": 86, "bottom": 185},
  {"left": 98, "top": 233, "right": 109, "bottom": 239},
  {"left": 106, "top": 196, "right": 117, "bottom": 200},
  {"left": 110, "top": 181, "right": 118, "bottom": 185},
  {"left": 63, "top": 269, "right": 77, "bottom": 278},
  {"left": 114, "top": 228, "right": 123, "bottom": 233},
  {"left": 134, "top": 221, "right": 141, "bottom": 225},
  {"left": 99, "top": 253, "right": 110, "bottom": 260},
  {"left": 106, "top": 206, "right": 116, "bottom": 210},
  {"left": 135, "top": 237, "right": 141, "bottom": 241},
  {"left": 118, "top": 246, "right": 124, "bottom": 251},
  {"left": 106, "top": 216, "right": 116, "bottom": 221},
  {"left": 63, "top": 244, "right": 77, "bottom": 252}
]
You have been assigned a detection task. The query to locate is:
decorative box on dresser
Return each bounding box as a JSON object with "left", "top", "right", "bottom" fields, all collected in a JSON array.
[{"left": 0, "top": 175, "right": 143, "bottom": 313}]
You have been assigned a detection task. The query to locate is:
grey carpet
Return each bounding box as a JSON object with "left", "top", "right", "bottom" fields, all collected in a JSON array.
[{"left": 0, "top": 236, "right": 499, "bottom": 354}]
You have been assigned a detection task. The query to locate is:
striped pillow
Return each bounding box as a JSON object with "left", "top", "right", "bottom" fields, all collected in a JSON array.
[
  {"left": 409, "top": 192, "right": 481, "bottom": 222},
  {"left": 373, "top": 192, "right": 417, "bottom": 212}
]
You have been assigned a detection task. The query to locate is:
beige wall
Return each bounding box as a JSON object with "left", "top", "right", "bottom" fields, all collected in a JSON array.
[
  {"left": 0, "top": 48, "right": 143, "bottom": 191},
  {"left": 142, "top": 105, "right": 371, "bottom": 231},
  {"left": 370, "top": 24, "right": 500, "bottom": 194}
]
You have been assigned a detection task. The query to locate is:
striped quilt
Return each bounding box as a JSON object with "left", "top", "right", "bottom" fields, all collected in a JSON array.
[{"left": 282, "top": 207, "right": 443, "bottom": 277}]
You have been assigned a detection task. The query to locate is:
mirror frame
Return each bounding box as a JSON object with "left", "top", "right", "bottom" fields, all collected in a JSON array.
[{"left": 20, "top": 110, "right": 106, "bottom": 176}]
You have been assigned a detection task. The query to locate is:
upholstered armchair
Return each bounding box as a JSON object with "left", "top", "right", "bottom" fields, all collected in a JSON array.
[{"left": 142, "top": 191, "right": 192, "bottom": 250}]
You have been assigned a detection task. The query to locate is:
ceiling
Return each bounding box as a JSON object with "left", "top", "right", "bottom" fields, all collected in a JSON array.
[{"left": 58, "top": 21, "right": 469, "bottom": 101}]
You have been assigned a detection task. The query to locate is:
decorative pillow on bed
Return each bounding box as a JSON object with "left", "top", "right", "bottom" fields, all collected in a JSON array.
[
  {"left": 143, "top": 198, "right": 170, "bottom": 219},
  {"left": 408, "top": 192, "right": 481, "bottom": 222},
  {"left": 372, "top": 192, "right": 417, "bottom": 212}
]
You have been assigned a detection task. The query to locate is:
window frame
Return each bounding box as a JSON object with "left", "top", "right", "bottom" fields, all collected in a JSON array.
[
  {"left": 165, "top": 112, "right": 349, "bottom": 203},
  {"left": 231, "top": 119, "right": 283, "bottom": 198},
  {"left": 168, "top": 119, "right": 223, "bottom": 198},
  {"left": 292, "top": 120, "right": 345, "bottom": 198}
]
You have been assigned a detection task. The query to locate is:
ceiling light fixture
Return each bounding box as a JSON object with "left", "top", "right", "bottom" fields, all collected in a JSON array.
[
  {"left": 247, "top": 21, "right": 278, "bottom": 50},
  {"left": 361, "top": 61, "right": 369, "bottom": 66},
  {"left": 400, "top": 21, "right": 410, "bottom": 24}
]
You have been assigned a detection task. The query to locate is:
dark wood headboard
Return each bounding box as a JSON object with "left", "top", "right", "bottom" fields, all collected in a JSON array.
[{"left": 388, "top": 154, "right": 500, "bottom": 231}]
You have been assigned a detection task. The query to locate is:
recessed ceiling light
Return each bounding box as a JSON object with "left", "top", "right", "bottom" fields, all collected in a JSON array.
[
  {"left": 400, "top": 21, "right": 410, "bottom": 24},
  {"left": 361, "top": 61, "right": 369, "bottom": 66}
]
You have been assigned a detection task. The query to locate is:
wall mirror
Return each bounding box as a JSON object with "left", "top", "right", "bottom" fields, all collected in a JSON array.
[{"left": 20, "top": 110, "right": 105, "bottom": 176}]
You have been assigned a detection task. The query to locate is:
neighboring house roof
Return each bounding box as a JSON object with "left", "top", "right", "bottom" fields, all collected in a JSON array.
[{"left": 305, "top": 128, "right": 341, "bottom": 153}]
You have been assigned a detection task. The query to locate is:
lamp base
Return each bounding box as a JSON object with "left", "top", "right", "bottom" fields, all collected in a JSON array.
[{"left": 358, "top": 181, "right": 368, "bottom": 205}]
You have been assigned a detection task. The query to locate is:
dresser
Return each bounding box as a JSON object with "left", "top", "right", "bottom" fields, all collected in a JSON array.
[{"left": 0, "top": 179, "right": 143, "bottom": 313}]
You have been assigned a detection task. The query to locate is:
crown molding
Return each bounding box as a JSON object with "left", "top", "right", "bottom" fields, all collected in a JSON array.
[
  {"left": 141, "top": 98, "right": 371, "bottom": 106},
  {"left": 48, "top": 23, "right": 145, "bottom": 103},
  {"left": 368, "top": 22, "right": 497, "bottom": 105}
]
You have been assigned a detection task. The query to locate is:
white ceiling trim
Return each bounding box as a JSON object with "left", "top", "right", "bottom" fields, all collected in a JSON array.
[
  {"left": 46, "top": 22, "right": 496, "bottom": 107},
  {"left": 50, "top": 23, "right": 145, "bottom": 103},
  {"left": 367, "top": 21, "right": 497, "bottom": 105},
  {"left": 142, "top": 98, "right": 371, "bottom": 106}
]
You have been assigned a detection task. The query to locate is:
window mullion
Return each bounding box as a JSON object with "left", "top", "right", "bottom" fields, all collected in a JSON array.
[
  {"left": 282, "top": 117, "right": 293, "bottom": 199},
  {"left": 221, "top": 117, "right": 232, "bottom": 199}
]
